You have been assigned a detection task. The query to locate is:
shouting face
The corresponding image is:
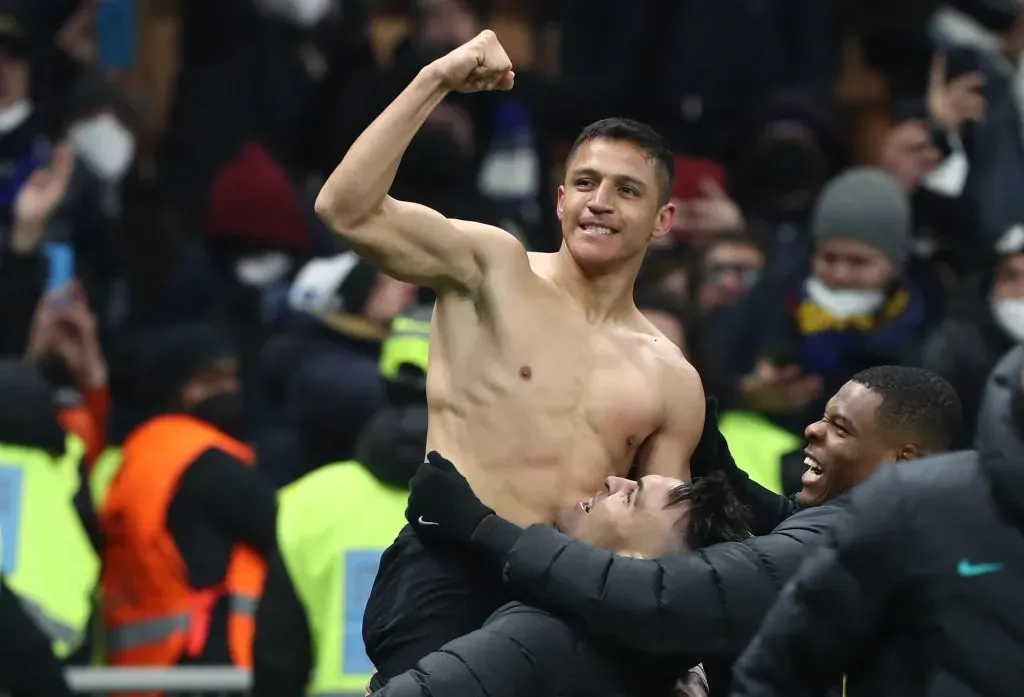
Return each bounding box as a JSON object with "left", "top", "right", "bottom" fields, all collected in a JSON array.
[{"left": 799, "top": 379, "right": 915, "bottom": 507}]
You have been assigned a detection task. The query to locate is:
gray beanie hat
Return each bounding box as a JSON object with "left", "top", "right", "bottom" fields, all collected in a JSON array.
[{"left": 811, "top": 168, "right": 911, "bottom": 266}]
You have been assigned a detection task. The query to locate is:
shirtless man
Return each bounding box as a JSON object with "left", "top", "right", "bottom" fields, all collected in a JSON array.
[{"left": 313, "top": 30, "right": 705, "bottom": 684}]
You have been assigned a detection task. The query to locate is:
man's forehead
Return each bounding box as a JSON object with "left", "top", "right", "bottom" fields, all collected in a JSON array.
[
  {"left": 637, "top": 474, "right": 685, "bottom": 504},
  {"left": 568, "top": 138, "right": 657, "bottom": 181},
  {"left": 829, "top": 381, "right": 882, "bottom": 425}
]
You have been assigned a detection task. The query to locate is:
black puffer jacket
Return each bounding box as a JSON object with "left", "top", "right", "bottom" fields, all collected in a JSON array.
[
  {"left": 731, "top": 450, "right": 1024, "bottom": 697},
  {"left": 498, "top": 502, "right": 844, "bottom": 665},
  {"left": 373, "top": 602, "right": 686, "bottom": 697}
]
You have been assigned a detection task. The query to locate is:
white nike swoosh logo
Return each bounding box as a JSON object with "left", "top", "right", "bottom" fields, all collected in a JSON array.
[{"left": 418, "top": 516, "right": 439, "bottom": 526}]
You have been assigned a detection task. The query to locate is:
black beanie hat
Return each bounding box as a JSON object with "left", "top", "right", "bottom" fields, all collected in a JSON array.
[{"left": 135, "top": 324, "right": 236, "bottom": 413}]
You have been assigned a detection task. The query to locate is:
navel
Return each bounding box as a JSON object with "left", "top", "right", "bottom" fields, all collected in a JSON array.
[{"left": 519, "top": 365, "right": 532, "bottom": 380}]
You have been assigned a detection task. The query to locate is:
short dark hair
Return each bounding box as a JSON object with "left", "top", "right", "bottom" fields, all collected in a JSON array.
[
  {"left": 851, "top": 365, "right": 963, "bottom": 453},
  {"left": 665, "top": 472, "right": 752, "bottom": 548},
  {"left": 567, "top": 118, "right": 675, "bottom": 205}
]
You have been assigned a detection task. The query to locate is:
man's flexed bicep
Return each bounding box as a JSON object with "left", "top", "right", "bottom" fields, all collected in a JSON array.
[
  {"left": 317, "top": 195, "right": 526, "bottom": 294},
  {"left": 313, "top": 37, "right": 521, "bottom": 296}
]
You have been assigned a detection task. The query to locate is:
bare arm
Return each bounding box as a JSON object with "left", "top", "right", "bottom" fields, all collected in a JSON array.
[
  {"left": 314, "top": 31, "right": 519, "bottom": 295},
  {"left": 636, "top": 357, "right": 705, "bottom": 482}
]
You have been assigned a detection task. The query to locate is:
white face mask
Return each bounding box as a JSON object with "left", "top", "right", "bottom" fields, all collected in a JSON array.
[
  {"left": 805, "top": 276, "right": 885, "bottom": 319},
  {"left": 69, "top": 114, "right": 135, "bottom": 182},
  {"left": 0, "top": 101, "right": 31, "bottom": 134},
  {"left": 992, "top": 297, "right": 1024, "bottom": 343},
  {"left": 235, "top": 251, "right": 293, "bottom": 288},
  {"left": 254, "top": 0, "right": 332, "bottom": 28}
]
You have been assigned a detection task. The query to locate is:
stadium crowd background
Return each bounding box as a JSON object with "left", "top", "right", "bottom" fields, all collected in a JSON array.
[{"left": 1, "top": 0, "right": 1022, "bottom": 695}]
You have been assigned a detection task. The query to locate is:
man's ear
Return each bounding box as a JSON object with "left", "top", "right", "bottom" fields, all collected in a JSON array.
[{"left": 895, "top": 443, "right": 921, "bottom": 461}]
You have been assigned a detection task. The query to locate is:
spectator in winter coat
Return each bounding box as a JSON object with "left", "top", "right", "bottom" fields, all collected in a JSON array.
[{"left": 732, "top": 352, "right": 1024, "bottom": 696}]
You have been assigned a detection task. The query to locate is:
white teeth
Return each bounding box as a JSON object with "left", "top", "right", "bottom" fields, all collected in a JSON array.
[
  {"left": 583, "top": 225, "right": 614, "bottom": 235},
  {"left": 803, "top": 456, "right": 823, "bottom": 474}
]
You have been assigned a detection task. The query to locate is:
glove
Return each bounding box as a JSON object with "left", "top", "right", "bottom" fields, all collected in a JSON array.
[{"left": 405, "top": 451, "right": 494, "bottom": 545}]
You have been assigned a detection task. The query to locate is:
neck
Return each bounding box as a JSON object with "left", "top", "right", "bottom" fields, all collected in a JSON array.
[{"left": 551, "top": 243, "right": 640, "bottom": 323}]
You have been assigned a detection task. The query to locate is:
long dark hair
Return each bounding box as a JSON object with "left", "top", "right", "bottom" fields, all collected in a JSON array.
[{"left": 666, "top": 472, "right": 752, "bottom": 548}]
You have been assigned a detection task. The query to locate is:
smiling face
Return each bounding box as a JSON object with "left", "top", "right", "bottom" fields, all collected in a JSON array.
[
  {"left": 555, "top": 474, "right": 691, "bottom": 558},
  {"left": 557, "top": 138, "right": 675, "bottom": 273},
  {"left": 798, "top": 380, "right": 917, "bottom": 507}
]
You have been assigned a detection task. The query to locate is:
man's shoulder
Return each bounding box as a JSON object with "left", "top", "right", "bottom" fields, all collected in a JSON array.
[
  {"left": 486, "top": 600, "right": 564, "bottom": 624},
  {"left": 769, "top": 502, "right": 845, "bottom": 537},
  {"left": 888, "top": 452, "right": 983, "bottom": 504},
  {"left": 630, "top": 322, "right": 700, "bottom": 382}
]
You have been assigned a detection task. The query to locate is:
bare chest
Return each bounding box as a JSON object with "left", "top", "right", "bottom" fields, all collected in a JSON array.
[{"left": 470, "top": 309, "right": 665, "bottom": 455}]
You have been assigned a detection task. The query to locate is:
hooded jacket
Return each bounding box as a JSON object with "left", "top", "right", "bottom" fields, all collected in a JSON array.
[
  {"left": 974, "top": 344, "right": 1024, "bottom": 460},
  {"left": 923, "top": 275, "right": 1016, "bottom": 447},
  {"left": 731, "top": 448, "right": 1024, "bottom": 697}
]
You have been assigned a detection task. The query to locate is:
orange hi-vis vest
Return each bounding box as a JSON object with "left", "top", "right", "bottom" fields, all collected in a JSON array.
[{"left": 99, "top": 414, "right": 266, "bottom": 670}]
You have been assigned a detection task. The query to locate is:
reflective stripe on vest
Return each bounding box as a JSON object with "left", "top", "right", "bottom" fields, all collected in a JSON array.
[
  {"left": 0, "top": 435, "right": 98, "bottom": 658},
  {"left": 278, "top": 461, "right": 409, "bottom": 694},
  {"left": 106, "top": 593, "right": 259, "bottom": 653},
  {"left": 379, "top": 312, "right": 431, "bottom": 380},
  {"left": 20, "top": 595, "right": 81, "bottom": 646}
]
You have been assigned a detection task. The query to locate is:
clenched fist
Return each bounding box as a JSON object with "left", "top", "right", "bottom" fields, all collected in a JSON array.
[{"left": 430, "top": 30, "right": 514, "bottom": 93}]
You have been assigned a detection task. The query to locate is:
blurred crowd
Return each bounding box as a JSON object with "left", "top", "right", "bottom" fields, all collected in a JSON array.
[{"left": 2, "top": 0, "right": 1024, "bottom": 694}]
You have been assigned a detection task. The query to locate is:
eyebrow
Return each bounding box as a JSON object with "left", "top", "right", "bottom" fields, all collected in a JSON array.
[
  {"left": 633, "top": 478, "right": 645, "bottom": 508},
  {"left": 830, "top": 411, "right": 856, "bottom": 434},
  {"left": 571, "top": 167, "right": 647, "bottom": 192}
]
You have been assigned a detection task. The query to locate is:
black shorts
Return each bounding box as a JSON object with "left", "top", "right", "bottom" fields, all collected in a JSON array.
[{"left": 362, "top": 524, "right": 507, "bottom": 682}]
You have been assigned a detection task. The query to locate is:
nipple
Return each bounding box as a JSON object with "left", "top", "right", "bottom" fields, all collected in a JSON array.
[
  {"left": 519, "top": 365, "right": 532, "bottom": 380},
  {"left": 626, "top": 435, "right": 637, "bottom": 448}
]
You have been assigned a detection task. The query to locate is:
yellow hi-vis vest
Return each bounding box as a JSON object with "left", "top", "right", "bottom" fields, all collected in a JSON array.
[
  {"left": 718, "top": 411, "right": 803, "bottom": 495},
  {"left": 0, "top": 435, "right": 100, "bottom": 658},
  {"left": 88, "top": 445, "right": 123, "bottom": 512},
  {"left": 277, "top": 461, "right": 408, "bottom": 695}
]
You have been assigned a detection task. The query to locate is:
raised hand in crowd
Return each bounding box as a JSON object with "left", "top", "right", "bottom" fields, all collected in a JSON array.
[
  {"left": 56, "top": 0, "right": 98, "bottom": 65},
  {"left": 11, "top": 145, "right": 75, "bottom": 254},
  {"left": 738, "top": 359, "right": 822, "bottom": 415},
  {"left": 25, "top": 281, "right": 107, "bottom": 391},
  {"left": 673, "top": 178, "right": 745, "bottom": 236},
  {"left": 927, "top": 53, "right": 985, "bottom": 134}
]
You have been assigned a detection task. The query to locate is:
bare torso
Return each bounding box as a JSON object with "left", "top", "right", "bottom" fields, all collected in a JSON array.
[{"left": 425, "top": 251, "right": 703, "bottom": 527}]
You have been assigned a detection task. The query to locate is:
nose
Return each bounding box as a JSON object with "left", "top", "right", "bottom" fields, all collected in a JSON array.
[
  {"left": 605, "top": 476, "right": 633, "bottom": 494},
  {"left": 718, "top": 270, "right": 745, "bottom": 295},
  {"left": 587, "top": 183, "right": 615, "bottom": 214},
  {"left": 827, "top": 262, "right": 856, "bottom": 288},
  {"left": 805, "top": 418, "right": 826, "bottom": 441}
]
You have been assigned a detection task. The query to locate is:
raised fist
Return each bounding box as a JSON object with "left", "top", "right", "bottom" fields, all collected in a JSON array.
[{"left": 430, "top": 30, "right": 514, "bottom": 93}]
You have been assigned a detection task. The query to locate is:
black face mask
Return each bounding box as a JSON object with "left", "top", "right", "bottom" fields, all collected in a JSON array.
[
  {"left": 190, "top": 391, "right": 246, "bottom": 439},
  {"left": 400, "top": 128, "right": 473, "bottom": 191},
  {"left": 748, "top": 138, "right": 822, "bottom": 201}
]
